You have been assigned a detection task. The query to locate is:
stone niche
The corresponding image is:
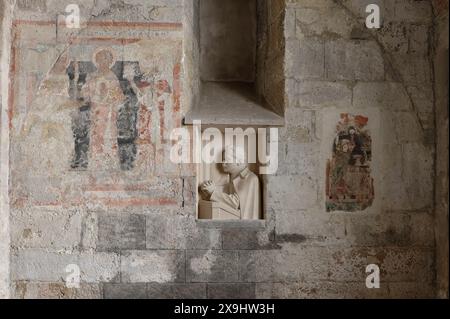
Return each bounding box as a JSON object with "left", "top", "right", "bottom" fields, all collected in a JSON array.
[
  {"left": 183, "top": 0, "right": 285, "bottom": 221},
  {"left": 196, "top": 126, "right": 266, "bottom": 221},
  {"left": 184, "top": 0, "right": 285, "bottom": 126}
]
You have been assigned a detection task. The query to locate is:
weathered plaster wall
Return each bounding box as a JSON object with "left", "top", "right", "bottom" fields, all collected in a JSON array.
[
  {"left": 1, "top": 0, "right": 14, "bottom": 300},
  {"left": 9, "top": 0, "right": 188, "bottom": 299},
  {"left": 0, "top": 0, "right": 6, "bottom": 300},
  {"left": 2, "top": 0, "right": 443, "bottom": 299},
  {"left": 0, "top": 0, "right": 5, "bottom": 300},
  {"left": 432, "top": 0, "right": 449, "bottom": 300},
  {"left": 182, "top": 0, "right": 200, "bottom": 114}
]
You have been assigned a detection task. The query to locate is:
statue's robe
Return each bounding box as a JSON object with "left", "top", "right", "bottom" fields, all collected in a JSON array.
[{"left": 210, "top": 167, "right": 261, "bottom": 220}]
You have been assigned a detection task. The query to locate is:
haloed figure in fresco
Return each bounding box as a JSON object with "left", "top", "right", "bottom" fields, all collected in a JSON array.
[
  {"left": 81, "top": 49, "right": 126, "bottom": 170},
  {"left": 326, "top": 114, "right": 374, "bottom": 212},
  {"left": 22, "top": 48, "right": 174, "bottom": 175}
]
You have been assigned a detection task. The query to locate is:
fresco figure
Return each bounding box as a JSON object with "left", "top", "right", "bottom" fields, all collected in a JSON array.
[
  {"left": 326, "top": 114, "right": 374, "bottom": 212},
  {"left": 81, "top": 49, "right": 126, "bottom": 170},
  {"left": 123, "top": 63, "right": 156, "bottom": 170},
  {"left": 155, "top": 78, "right": 172, "bottom": 144},
  {"left": 123, "top": 64, "right": 154, "bottom": 145},
  {"left": 68, "top": 61, "right": 96, "bottom": 170},
  {"left": 22, "top": 49, "right": 175, "bottom": 174}
]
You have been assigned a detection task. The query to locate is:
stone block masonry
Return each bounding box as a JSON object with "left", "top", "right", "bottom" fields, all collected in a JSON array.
[{"left": 0, "top": 0, "right": 446, "bottom": 299}]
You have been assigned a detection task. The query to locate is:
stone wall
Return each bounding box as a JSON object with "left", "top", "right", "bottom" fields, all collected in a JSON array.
[
  {"left": 271, "top": 0, "right": 436, "bottom": 298},
  {"left": 0, "top": 0, "right": 13, "bottom": 300},
  {"left": 257, "top": 0, "right": 286, "bottom": 115},
  {"left": 199, "top": 0, "right": 257, "bottom": 82},
  {"left": 432, "top": 0, "right": 449, "bottom": 299},
  {"left": 0, "top": 0, "right": 445, "bottom": 299},
  {"left": 0, "top": 0, "right": 6, "bottom": 300}
]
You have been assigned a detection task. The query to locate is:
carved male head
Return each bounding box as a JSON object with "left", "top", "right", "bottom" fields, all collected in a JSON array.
[{"left": 222, "top": 145, "right": 247, "bottom": 177}]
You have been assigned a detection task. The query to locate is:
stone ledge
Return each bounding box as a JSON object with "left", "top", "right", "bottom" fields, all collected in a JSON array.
[
  {"left": 184, "top": 82, "right": 284, "bottom": 127},
  {"left": 196, "top": 219, "right": 267, "bottom": 229}
]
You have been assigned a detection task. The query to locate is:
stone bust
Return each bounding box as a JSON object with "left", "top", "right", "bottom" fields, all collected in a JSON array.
[{"left": 200, "top": 145, "right": 261, "bottom": 220}]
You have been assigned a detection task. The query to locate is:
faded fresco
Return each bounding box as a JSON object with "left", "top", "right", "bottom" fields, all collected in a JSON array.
[
  {"left": 68, "top": 49, "right": 174, "bottom": 172},
  {"left": 10, "top": 22, "right": 183, "bottom": 208},
  {"left": 326, "top": 114, "right": 374, "bottom": 212}
]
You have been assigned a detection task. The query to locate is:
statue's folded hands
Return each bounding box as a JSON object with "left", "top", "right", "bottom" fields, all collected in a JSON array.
[{"left": 200, "top": 145, "right": 261, "bottom": 220}]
